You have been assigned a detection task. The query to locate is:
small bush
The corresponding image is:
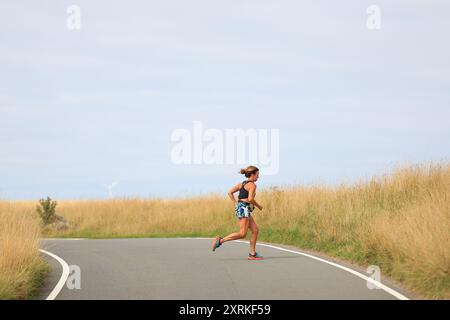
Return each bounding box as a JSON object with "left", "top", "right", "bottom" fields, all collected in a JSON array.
[{"left": 37, "top": 197, "right": 57, "bottom": 225}]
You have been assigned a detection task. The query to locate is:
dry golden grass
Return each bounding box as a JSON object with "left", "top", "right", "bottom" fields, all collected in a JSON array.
[
  {"left": 0, "top": 202, "right": 48, "bottom": 299},
  {"left": 1, "top": 162, "right": 449, "bottom": 299}
]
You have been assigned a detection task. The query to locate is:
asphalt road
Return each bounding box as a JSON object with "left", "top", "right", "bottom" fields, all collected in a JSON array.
[{"left": 36, "top": 238, "right": 410, "bottom": 300}]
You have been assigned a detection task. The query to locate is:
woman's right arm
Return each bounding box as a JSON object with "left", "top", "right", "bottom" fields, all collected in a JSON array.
[{"left": 227, "top": 183, "right": 241, "bottom": 203}]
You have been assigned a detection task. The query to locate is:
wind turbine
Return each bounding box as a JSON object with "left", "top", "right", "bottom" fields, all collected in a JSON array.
[{"left": 104, "top": 181, "right": 119, "bottom": 198}]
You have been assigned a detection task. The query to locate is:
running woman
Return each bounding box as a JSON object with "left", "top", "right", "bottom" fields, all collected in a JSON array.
[{"left": 212, "top": 166, "right": 264, "bottom": 260}]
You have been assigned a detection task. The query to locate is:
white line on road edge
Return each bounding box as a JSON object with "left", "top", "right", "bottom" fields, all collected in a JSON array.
[
  {"left": 39, "top": 249, "right": 70, "bottom": 300},
  {"left": 234, "top": 239, "right": 410, "bottom": 300}
]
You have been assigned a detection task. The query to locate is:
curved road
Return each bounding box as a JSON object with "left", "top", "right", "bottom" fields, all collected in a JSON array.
[{"left": 36, "top": 238, "right": 411, "bottom": 300}]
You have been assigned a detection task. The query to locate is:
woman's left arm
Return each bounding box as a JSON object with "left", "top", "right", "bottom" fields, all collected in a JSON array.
[{"left": 247, "top": 183, "right": 263, "bottom": 210}]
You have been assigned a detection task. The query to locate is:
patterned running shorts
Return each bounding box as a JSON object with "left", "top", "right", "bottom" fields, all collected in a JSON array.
[{"left": 235, "top": 201, "right": 254, "bottom": 219}]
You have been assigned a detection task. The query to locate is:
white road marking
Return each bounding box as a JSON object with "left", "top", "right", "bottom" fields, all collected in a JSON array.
[{"left": 39, "top": 249, "right": 70, "bottom": 300}]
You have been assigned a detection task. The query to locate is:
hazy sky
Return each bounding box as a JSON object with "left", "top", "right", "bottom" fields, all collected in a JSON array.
[{"left": 1, "top": 1, "right": 449, "bottom": 199}]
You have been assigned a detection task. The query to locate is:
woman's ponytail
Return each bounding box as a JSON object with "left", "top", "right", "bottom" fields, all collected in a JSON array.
[{"left": 239, "top": 166, "right": 259, "bottom": 178}]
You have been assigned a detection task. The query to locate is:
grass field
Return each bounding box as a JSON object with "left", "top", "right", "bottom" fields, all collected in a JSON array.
[
  {"left": 1, "top": 162, "right": 449, "bottom": 299},
  {"left": 0, "top": 204, "right": 49, "bottom": 299}
]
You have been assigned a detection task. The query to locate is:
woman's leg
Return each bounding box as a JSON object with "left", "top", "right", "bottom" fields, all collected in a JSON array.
[
  {"left": 248, "top": 215, "right": 259, "bottom": 255},
  {"left": 220, "top": 217, "right": 249, "bottom": 244}
]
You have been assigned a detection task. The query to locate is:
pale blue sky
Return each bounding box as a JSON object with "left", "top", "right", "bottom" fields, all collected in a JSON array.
[{"left": 1, "top": 1, "right": 449, "bottom": 199}]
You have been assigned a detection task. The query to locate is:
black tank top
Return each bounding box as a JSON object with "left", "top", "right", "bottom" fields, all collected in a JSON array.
[{"left": 238, "top": 181, "right": 251, "bottom": 200}]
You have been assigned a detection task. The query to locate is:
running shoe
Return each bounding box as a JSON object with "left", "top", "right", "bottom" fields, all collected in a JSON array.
[
  {"left": 248, "top": 252, "right": 264, "bottom": 260},
  {"left": 212, "top": 236, "right": 222, "bottom": 252}
]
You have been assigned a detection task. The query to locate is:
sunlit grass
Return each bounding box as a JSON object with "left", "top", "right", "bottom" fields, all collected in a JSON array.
[{"left": 0, "top": 203, "right": 49, "bottom": 299}]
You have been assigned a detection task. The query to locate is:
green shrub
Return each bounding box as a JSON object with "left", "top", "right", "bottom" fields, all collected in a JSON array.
[{"left": 37, "top": 197, "right": 57, "bottom": 225}]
